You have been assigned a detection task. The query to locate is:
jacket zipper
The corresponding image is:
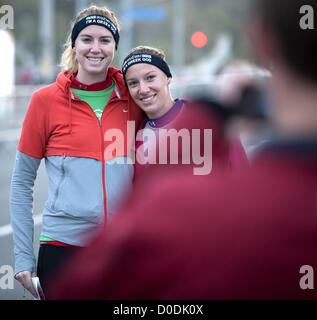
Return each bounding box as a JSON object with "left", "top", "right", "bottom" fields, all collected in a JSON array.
[
  {"left": 98, "top": 95, "right": 121, "bottom": 228},
  {"left": 70, "top": 84, "right": 124, "bottom": 227},
  {"left": 99, "top": 118, "right": 107, "bottom": 228},
  {"left": 71, "top": 95, "right": 109, "bottom": 227}
]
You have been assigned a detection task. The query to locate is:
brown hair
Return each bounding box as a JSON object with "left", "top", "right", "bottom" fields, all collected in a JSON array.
[{"left": 124, "top": 46, "right": 167, "bottom": 61}]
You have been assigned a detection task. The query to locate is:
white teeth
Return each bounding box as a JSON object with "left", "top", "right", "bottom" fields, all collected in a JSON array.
[
  {"left": 87, "top": 57, "right": 103, "bottom": 62},
  {"left": 142, "top": 96, "right": 153, "bottom": 102}
]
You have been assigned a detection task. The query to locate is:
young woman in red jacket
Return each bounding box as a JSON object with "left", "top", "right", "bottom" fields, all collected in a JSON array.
[{"left": 11, "top": 5, "right": 142, "bottom": 299}]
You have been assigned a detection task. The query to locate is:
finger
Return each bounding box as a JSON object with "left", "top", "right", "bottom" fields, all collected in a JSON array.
[
  {"left": 15, "top": 271, "right": 30, "bottom": 286},
  {"left": 16, "top": 272, "right": 38, "bottom": 298}
]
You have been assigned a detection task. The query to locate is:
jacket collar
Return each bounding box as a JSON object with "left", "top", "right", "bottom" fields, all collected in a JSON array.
[{"left": 56, "top": 67, "right": 128, "bottom": 100}]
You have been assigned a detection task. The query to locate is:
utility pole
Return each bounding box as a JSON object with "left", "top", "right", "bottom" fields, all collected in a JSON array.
[
  {"left": 39, "top": 0, "right": 55, "bottom": 83},
  {"left": 172, "top": 0, "right": 185, "bottom": 72},
  {"left": 119, "top": 0, "right": 134, "bottom": 63}
]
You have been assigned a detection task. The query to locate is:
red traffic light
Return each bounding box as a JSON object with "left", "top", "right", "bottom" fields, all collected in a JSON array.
[{"left": 191, "top": 31, "right": 208, "bottom": 48}]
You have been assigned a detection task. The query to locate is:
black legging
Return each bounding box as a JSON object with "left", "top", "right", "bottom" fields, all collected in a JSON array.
[{"left": 37, "top": 244, "right": 80, "bottom": 299}]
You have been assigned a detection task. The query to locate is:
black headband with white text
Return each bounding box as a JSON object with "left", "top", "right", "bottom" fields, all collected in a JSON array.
[
  {"left": 122, "top": 53, "right": 172, "bottom": 81},
  {"left": 71, "top": 15, "right": 120, "bottom": 48}
]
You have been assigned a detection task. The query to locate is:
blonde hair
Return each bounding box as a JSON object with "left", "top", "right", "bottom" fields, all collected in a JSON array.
[
  {"left": 124, "top": 46, "right": 167, "bottom": 61},
  {"left": 60, "top": 5, "right": 120, "bottom": 75}
]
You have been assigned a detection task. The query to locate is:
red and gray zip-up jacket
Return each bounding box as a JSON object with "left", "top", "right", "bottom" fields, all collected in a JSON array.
[{"left": 10, "top": 67, "right": 143, "bottom": 276}]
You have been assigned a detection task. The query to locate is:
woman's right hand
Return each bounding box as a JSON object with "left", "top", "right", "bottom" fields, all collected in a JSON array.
[{"left": 15, "top": 270, "right": 38, "bottom": 298}]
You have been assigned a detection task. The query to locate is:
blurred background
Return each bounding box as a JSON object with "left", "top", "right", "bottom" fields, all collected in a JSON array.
[{"left": 0, "top": 0, "right": 259, "bottom": 300}]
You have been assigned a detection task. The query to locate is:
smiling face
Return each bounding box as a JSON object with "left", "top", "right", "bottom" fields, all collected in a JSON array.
[
  {"left": 125, "top": 63, "right": 174, "bottom": 119},
  {"left": 73, "top": 25, "right": 115, "bottom": 84}
]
